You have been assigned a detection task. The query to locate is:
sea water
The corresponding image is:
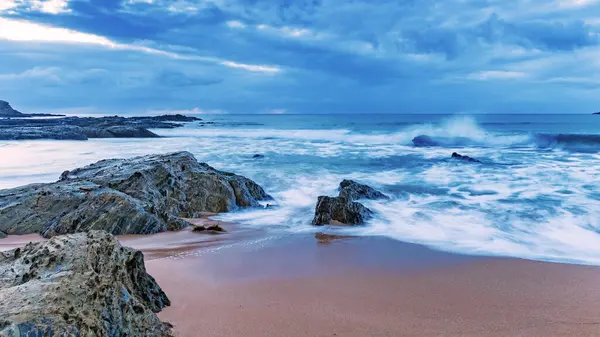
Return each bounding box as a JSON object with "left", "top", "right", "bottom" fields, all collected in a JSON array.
[{"left": 1, "top": 114, "right": 599, "bottom": 265}]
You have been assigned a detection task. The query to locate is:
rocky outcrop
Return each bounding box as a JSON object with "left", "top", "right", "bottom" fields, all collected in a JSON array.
[
  {"left": 451, "top": 152, "right": 481, "bottom": 163},
  {"left": 338, "top": 179, "right": 389, "bottom": 201},
  {"left": 0, "top": 152, "right": 271, "bottom": 238},
  {"left": 0, "top": 100, "right": 21, "bottom": 117},
  {"left": 0, "top": 231, "right": 173, "bottom": 336},
  {"left": 312, "top": 196, "right": 373, "bottom": 226},
  {"left": 312, "top": 180, "right": 387, "bottom": 226},
  {"left": 0, "top": 100, "right": 64, "bottom": 118},
  {"left": 0, "top": 114, "right": 202, "bottom": 140},
  {"left": 136, "top": 114, "right": 201, "bottom": 122},
  {"left": 412, "top": 135, "right": 440, "bottom": 147}
]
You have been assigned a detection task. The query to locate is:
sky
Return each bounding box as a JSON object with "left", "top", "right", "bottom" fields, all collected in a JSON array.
[{"left": 0, "top": 0, "right": 599, "bottom": 114}]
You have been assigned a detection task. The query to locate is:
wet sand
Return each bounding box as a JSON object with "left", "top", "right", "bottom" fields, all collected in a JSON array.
[
  {"left": 3, "top": 226, "right": 600, "bottom": 336},
  {"left": 140, "top": 231, "right": 600, "bottom": 337}
]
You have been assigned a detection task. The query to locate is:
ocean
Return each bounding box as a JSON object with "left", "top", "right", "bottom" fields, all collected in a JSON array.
[{"left": 1, "top": 114, "right": 600, "bottom": 265}]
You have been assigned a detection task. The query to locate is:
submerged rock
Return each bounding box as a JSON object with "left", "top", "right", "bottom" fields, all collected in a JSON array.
[
  {"left": 0, "top": 231, "right": 172, "bottom": 336},
  {"left": 0, "top": 151, "right": 271, "bottom": 238},
  {"left": 451, "top": 152, "right": 481, "bottom": 163},
  {"left": 312, "top": 180, "right": 386, "bottom": 226},
  {"left": 412, "top": 135, "right": 440, "bottom": 147}
]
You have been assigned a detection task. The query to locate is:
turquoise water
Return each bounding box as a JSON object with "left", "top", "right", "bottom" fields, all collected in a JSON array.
[{"left": 1, "top": 114, "right": 600, "bottom": 264}]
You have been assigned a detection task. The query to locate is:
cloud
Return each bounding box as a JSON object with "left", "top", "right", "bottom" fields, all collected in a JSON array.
[
  {"left": 220, "top": 61, "right": 281, "bottom": 73},
  {"left": 2, "top": 0, "right": 600, "bottom": 114},
  {"left": 146, "top": 107, "right": 228, "bottom": 115},
  {"left": 466, "top": 70, "right": 529, "bottom": 81},
  {"left": 478, "top": 14, "right": 599, "bottom": 51},
  {"left": 155, "top": 70, "right": 223, "bottom": 86},
  {"left": 0, "top": 18, "right": 282, "bottom": 74}
]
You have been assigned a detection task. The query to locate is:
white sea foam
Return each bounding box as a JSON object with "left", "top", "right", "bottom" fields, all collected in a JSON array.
[{"left": 1, "top": 116, "right": 600, "bottom": 265}]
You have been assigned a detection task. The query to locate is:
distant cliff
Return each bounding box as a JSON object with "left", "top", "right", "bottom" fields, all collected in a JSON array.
[
  {"left": 0, "top": 100, "right": 64, "bottom": 118},
  {"left": 0, "top": 100, "right": 22, "bottom": 117}
]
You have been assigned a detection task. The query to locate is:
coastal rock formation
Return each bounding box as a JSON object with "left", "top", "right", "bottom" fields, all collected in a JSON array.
[
  {"left": 0, "top": 100, "right": 21, "bottom": 117},
  {"left": 0, "top": 100, "right": 63, "bottom": 118},
  {"left": 312, "top": 196, "right": 373, "bottom": 226},
  {"left": 338, "top": 179, "right": 389, "bottom": 201},
  {"left": 0, "top": 114, "right": 202, "bottom": 140},
  {"left": 451, "top": 152, "right": 481, "bottom": 163},
  {"left": 0, "top": 231, "right": 173, "bottom": 336},
  {"left": 0, "top": 151, "right": 271, "bottom": 238},
  {"left": 412, "top": 135, "right": 440, "bottom": 147},
  {"left": 312, "top": 180, "right": 387, "bottom": 226}
]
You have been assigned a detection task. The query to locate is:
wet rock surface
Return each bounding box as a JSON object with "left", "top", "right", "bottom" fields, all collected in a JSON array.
[
  {"left": 0, "top": 231, "right": 173, "bottom": 337},
  {"left": 451, "top": 152, "right": 481, "bottom": 163},
  {"left": 338, "top": 179, "right": 389, "bottom": 201},
  {"left": 0, "top": 151, "right": 271, "bottom": 238},
  {"left": 312, "top": 180, "right": 387, "bottom": 226}
]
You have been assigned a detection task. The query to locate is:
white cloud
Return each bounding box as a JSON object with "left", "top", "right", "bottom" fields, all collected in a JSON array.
[
  {"left": 558, "top": 0, "right": 600, "bottom": 8},
  {"left": 0, "top": 18, "right": 282, "bottom": 74},
  {"left": 0, "top": 0, "right": 18, "bottom": 12},
  {"left": 220, "top": 61, "right": 281, "bottom": 73},
  {"left": 31, "top": 0, "right": 71, "bottom": 14},
  {"left": 226, "top": 20, "right": 245, "bottom": 29},
  {"left": 466, "top": 70, "right": 528, "bottom": 81}
]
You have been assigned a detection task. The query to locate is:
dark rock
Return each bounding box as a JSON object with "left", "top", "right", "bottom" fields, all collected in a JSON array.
[
  {"left": 412, "top": 135, "right": 439, "bottom": 147},
  {"left": 0, "top": 231, "right": 173, "bottom": 336},
  {"left": 191, "top": 223, "right": 226, "bottom": 234},
  {"left": 339, "top": 180, "right": 388, "bottom": 201},
  {"left": 312, "top": 180, "right": 387, "bottom": 226},
  {"left": 451, "top": 152, "right": 481, "bottom": 163},
  {"left": 0, "top": 114, "right": 200, "bottom": 140},
  {"left": 0, "top": 100, "right": 21, "bottom": 117},
  {"left": 0, "top": 152, "right": 271, "bottom": 238},
  {"left": 138, "top": 114, "right": 201, "bottom": 122},
  {"left": 0, "top": 100, "right": 64, "bottom": 118},
  {"left": 82, "top": 126, "right": 159, "bottom": 138},
  {"left": 252, "top": 154, "right": 265, "bottom": 159},
  {"left": 312, "top": 196, "right": 373, "bottom": 226},
  {"left": 191, "top": 225, "right": 206, "bottom": 232}
]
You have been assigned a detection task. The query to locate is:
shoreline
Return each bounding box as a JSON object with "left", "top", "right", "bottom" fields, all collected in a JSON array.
[
  {"left": 3, "top": 226, "right": 600, "bottom": 336},
  {"left": 144, "top": 232, "right": 600, "bottom": 337}
]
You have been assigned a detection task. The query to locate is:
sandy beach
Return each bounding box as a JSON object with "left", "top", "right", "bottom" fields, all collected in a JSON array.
[
  {"left": 126, "top": 224, "right": 600, "bottom": 337},
  {"left": 3, "top": 222, "right": 600, "bottom": 337},
  {"left": 0, "top": 220, "right": 600, "bottom": 337}
]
